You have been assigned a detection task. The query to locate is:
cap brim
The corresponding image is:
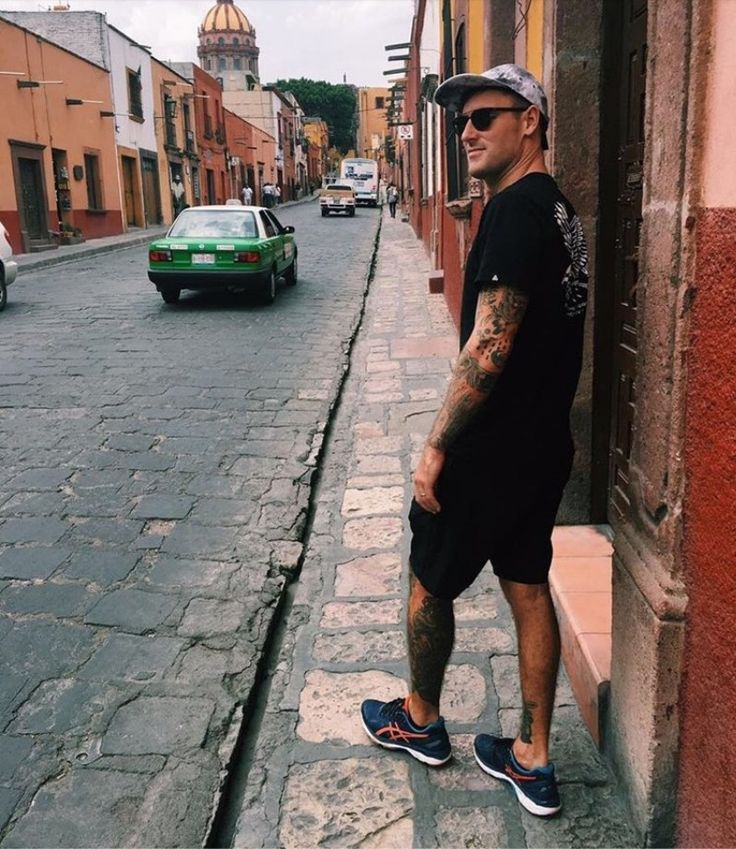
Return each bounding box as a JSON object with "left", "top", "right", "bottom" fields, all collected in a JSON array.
[{"left": 434, "top": 73, "right": 515, "bottom": 111}]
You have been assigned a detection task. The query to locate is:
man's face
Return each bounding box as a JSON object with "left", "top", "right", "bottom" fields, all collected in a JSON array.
[{"left": 459, "top": 89, "right": 531, "bottom": 180}]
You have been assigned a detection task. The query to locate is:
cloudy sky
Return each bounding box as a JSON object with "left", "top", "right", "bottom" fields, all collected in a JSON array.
[{"left": 1, "top": 0, "right": 414, "bottom": 86}]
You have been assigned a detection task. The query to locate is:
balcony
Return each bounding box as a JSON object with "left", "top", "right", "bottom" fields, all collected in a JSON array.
[{"left": 214, "top": 125, "right": 226, "bottom": 145}]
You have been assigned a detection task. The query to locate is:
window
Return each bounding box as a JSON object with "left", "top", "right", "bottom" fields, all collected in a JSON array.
[
  {"left": 218, "top": 37, "right": 225, "bottom": 46},
  {"left": 233, "top": 37, "right": 239, "bottom": 45},
  {"left": 234, "top": 57, "right": 242, "bottom": 70},
  {"left": 375, "top": 96, "right": 384, "bottom": 109},
  {"left": 84, "top": 153, "right": 103, "bottom": 210},
  {"left": 259, "top": 210, "right": 276, "bottom": 237},
  {"left": 127, "top": 67, "right": 143, "bottom": 119},
  {"left": 218, "top": 57, "right": 226, "bottom": 71}
]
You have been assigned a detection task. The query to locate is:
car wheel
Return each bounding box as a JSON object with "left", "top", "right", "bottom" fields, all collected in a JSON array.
[
  {"left": 349, "top": 208, "right": 356, "bottom": 217},
  {"left": 321, "top": 209, "right": 328, "bottom": 217},
  {"left": 285, "top": 255, "right": 298, "bottom": 286},
  {"left": 261, "top": 269, "right": 276, "bottom": 305},
  {"left": 0, "top": 279, "right": 6, "bottom": 312},
  {"left": 160, "top": 287, "right": 180, "bottom": 304}
]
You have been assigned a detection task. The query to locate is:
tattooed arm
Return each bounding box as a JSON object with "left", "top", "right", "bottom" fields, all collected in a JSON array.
[{"left": 413, "top": 284, "right": 529, "bottom": 513}]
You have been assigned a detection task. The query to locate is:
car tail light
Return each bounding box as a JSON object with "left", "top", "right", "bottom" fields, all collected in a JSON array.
[
  {"left": 149, "top": 249, "right": 172, "bottom": 262},
  {"left": 234, "top": 251, "right": 260, "bottom": 263}
]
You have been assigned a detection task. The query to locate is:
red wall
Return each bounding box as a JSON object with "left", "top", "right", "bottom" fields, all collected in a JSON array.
[
  {"left": 73, "top": 210, "right": 124, "bottom": 240},
  {"left": 678, "top": 207, "right": 736, "bottom": 847}
]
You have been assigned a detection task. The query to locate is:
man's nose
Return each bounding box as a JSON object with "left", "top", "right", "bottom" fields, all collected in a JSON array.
[{"left": 461, "top": 119, "right": 477, "bottom": 144}]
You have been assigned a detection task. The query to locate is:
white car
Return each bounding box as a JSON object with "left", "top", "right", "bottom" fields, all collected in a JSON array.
[{"left": 0, "top": 221, "right": 18, "bottom": 311}]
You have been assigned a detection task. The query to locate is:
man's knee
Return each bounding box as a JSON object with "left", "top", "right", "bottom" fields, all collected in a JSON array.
[{"left": 499, "top": 577, "right": 553, "bottom": 610}]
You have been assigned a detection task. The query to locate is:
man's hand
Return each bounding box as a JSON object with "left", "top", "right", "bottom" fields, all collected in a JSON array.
[{"left": 413, "top": 444, "right": 445, "bottom": 514}]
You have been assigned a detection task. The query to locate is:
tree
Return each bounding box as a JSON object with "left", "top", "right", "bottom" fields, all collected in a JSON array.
[{"left": 273, "top": 78, "right": 356, "bottom": 154}]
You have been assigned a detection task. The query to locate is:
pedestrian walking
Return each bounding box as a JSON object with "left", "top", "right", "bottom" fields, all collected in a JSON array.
[
  {"left": 241, "top": 184, "right": 253, "bottom": 206},
  {"left": 262, "top": 182, "right": 274, "bottom": 208},
  {"left": 360, "top": 64, "right": 589, "bottom": 818},
  {"left": 386, "top": 183, "right": 399, "bottom": 218}
]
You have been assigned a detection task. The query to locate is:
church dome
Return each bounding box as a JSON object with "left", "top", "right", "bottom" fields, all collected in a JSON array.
[{"left": 200, "top": 0, "right": 252, "bottom": 34}]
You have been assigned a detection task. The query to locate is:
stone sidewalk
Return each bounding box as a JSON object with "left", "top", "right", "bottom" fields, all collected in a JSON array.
[{"left": 231, "top": 209, "right": 640, "bottom": 848}]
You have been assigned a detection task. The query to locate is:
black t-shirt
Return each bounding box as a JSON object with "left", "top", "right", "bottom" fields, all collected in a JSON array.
[{"left": 454, "top": 173, "right": 588, "bottom": 467}]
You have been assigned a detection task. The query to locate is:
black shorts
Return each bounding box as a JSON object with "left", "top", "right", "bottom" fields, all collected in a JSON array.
[{"left": 408, "top": 451, "right": 573, "bottom": 600}]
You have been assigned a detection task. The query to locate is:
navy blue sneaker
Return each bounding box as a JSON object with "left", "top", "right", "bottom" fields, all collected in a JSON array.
[
  {"left": 361, "top": 697, "right": 452, "bottom": 766},
  {"left": 474, "top": 735, "right": 561, "bottom": 816}
]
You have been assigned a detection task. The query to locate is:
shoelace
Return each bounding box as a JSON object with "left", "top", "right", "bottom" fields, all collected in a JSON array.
[{"left": 379, "top": 697, "right": 410, "bottom": 721}]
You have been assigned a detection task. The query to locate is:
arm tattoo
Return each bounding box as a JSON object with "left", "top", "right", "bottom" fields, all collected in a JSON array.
[{"left": 427, "top": 285, "right": 529, "bottom": 451}]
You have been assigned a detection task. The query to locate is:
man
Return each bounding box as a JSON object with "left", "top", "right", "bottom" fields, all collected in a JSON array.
[
  {"left": 386, "top": 183, "right": 399, "bottom": 218},
  {"left": 171, "top": 173, "right": 185, "bottom": 217},
  {"left": 261, "top": 182, "right": 272, "bottom": 208},
  {"left": 360, "top": 64, "right": 588, "bottom": 818},
  {"left": 241, "top": 184, "right": 253, "bottom": 206}
]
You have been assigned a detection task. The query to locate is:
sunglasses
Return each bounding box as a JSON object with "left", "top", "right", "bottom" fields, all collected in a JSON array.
[{"left": 452, "top": 106, "right": 529, "bottom": 135}]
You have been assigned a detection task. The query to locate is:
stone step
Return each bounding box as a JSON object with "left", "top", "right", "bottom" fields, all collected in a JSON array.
[{"left": 549, "top": 525, "right": 613, "bottom": 746}]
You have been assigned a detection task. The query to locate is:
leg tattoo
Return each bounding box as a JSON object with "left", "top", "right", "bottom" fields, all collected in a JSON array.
[
  {"left": 520, "top": 700, "right": 538, "bottom": 744},
  {"left": 407, "top": 573, "right": 455, "bottom": 708}
]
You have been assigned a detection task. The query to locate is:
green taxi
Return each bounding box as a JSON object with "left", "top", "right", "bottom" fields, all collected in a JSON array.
[{"left": 148, "top": 205, "right": 297, "bottom": 305}]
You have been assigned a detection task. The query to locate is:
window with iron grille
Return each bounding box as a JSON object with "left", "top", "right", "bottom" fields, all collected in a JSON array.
[
  {"left": 127, "top": 67, "right": 143, "bottom": 119},
  {"left": 84, "top": 153, "right": 103, "bottom": 210},
  {"left": 164, "top": 95, "right": 177, "bottom": 147}
]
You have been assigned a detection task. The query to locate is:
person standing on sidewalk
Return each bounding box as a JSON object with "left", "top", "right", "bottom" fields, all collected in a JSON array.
[
  {"left": 386, "top": 183, "right": 399, "bottom": 218},
  {"left": 361, "top": 64, "right": 589, "bottom": 818}
]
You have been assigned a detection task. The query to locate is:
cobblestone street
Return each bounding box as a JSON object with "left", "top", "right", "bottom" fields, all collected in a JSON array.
[{"left": 0, "top": 200, "right": 381, "bottom": 847}]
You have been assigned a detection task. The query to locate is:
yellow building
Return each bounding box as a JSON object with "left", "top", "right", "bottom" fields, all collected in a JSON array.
[{"left": 356, "top": 87, "right": 390, "bottom": 167}]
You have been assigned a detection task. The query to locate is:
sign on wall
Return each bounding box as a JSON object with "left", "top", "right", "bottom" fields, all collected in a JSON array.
[{"left": 397, "top": 125, "right": 414, "bottom": 140}]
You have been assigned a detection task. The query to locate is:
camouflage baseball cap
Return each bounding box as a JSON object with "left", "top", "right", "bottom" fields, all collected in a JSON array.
[{"left": 434, "top": 63, "right": 549, "bottom": 148}]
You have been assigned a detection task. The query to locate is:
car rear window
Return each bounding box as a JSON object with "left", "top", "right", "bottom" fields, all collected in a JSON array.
[
  {"left": 169, "top": 210, "right": 257, "bottom": 238},
  {"left": 329, "top": 185, "right": 353, "bottom": 192}
]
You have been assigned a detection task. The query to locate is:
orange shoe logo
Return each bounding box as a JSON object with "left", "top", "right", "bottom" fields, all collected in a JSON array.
[
  {"left": 378, "top": 723, "right": 430, "bottom": 743},
  {"left": 505, "top": 765, "right": 539, "bottom": 782}
]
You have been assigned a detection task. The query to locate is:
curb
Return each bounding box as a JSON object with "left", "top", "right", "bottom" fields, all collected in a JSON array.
[{"left": 16, "top": 194, "right": 319, "bottom": 274}]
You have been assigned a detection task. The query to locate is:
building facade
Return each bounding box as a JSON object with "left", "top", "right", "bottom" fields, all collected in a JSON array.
[
  {"left": 402, "top": 0, "right": 736, "bottom": 845},
  {"left": 170, "top": 63, "right": 229, "bottom": 206},
  {"left": 356, "top": 87, "right": 391, "bottom": 173},
  {"left": 0, "top": 16, "right": 122, "bottom": 253},
  {"left": 151, "top": 59, "right": 196, "bottom": 225}
]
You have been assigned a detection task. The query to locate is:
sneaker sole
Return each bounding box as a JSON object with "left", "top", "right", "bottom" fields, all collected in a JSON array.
[
  {"left": 361, "top": 717, "right": 451, "bottom": 767},
  {"left": 473, "top": 750, "right": 561, "bottom": 817}
]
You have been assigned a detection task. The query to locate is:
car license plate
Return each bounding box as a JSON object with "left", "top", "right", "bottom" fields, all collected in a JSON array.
[{"left": 192, "top": 253, "right": 215, "bottom": 264}]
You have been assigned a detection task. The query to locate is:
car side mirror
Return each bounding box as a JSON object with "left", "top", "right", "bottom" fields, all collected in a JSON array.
[{"left": 283, "top": 225, "right": 295, "bottom": 233}]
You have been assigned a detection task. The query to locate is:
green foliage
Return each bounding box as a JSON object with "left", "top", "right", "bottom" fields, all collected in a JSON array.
[{"left": 274, "top": 77, "right": 357, "bottom": 154}]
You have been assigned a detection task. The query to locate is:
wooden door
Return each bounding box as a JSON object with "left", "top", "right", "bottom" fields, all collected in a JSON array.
[
  {"left": 19, "top": 158, "right": 47, "bottom": 238},
  {"left": 141, "top": 156, "right": 161, "bottom": 226},
  {"left": 122, "top": 157, "right": 137, "bottom": 226},
  {"left": 609, "top": 0, "right": 647, "bottom": 520}
]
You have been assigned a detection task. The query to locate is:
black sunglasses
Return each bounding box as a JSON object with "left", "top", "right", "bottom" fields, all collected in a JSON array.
[{"left": 452, "top": 106, "right": 529, "bottom": 135}]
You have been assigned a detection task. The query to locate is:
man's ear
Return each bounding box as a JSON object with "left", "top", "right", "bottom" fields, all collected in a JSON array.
[{"left": 523, "top": 105, "right": 541, "bottom": 141}]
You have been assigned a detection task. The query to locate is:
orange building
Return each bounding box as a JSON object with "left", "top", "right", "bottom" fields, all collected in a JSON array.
[
  {"left": 223, "top": 108, "right": 276, "bottom": 205},
  {"left": 170, "top": 62, "right": 229, "bottom": 206},
  {"left": 151, "top": 58, "right": 196, "bottom": 225},
  {"left": 357, "top": 87, "right": 391, "bottom": 171},
  {"left": 0, "top": 16, "right": 122, "bottom": 253}
]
